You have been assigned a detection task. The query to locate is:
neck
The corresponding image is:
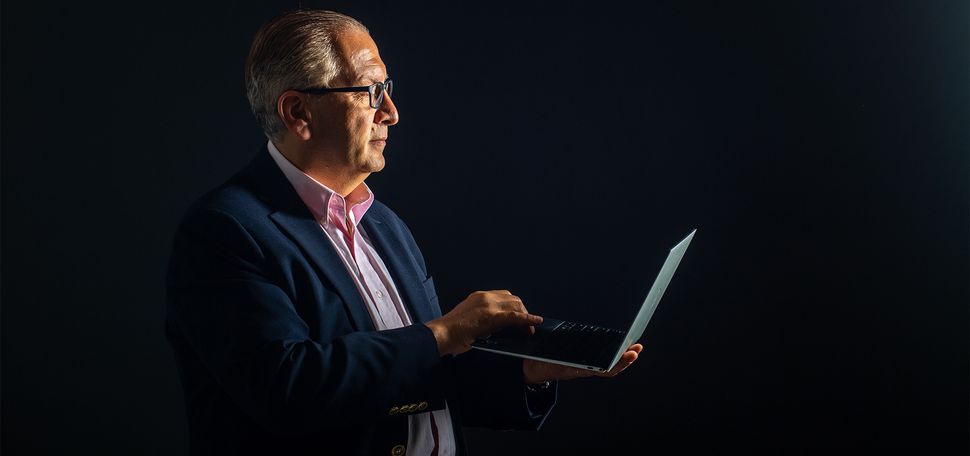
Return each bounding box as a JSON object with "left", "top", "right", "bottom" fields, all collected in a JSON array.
[
  {"left": 274, "top": 139, "right": 367, "bottom": 198},
  {"left": 306, "top": 166, "right": 367, "bottom": 198}
]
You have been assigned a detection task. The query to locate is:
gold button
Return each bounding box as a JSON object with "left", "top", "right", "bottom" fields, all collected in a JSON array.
[
  {"left": 391, "top": 444, "right": 406, "bottom": 456},
  {"left": 417, "top": 401, "right": 428, "bottom": 411},
  {"left": 388, "top": 406, "right": 399, "bottom": 415}
]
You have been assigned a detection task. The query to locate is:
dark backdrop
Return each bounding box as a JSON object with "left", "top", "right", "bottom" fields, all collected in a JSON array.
[{"left": 2, "top": 1, "right": 967, "bottom": 453}]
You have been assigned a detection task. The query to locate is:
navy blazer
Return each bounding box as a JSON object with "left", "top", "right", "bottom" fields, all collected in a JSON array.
[{"left": 166, "top": 148, "right": 557, "bottom": 455}]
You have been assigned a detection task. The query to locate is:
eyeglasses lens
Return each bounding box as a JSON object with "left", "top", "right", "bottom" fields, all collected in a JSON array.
[{"left": 370, "top": 80, "right": 393, "bottom": 109}]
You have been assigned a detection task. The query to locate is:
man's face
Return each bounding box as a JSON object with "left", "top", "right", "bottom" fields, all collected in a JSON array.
[{"left": 307, "top": 28, "right": 398, "bottom": 175}]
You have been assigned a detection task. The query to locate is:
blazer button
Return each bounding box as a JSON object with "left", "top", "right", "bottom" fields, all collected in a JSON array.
[
  {"left": 417, "top": 401, "right": 428, "bottom": 411},
  {"left": 391, "top": 444, "right": 406, "bottom": 456},
  {"left": 389, "top": 406, "right": 399, "bottom": 415}
]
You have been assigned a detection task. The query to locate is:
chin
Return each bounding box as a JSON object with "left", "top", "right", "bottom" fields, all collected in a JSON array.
[
  {"left": 362, "top": 156, "right": 385, "bottom": 173},
  {"left": 363, "top": 147, "right": 386, "bottom": 172}
]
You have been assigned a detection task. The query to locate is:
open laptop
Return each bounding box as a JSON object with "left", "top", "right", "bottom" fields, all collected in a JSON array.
[{"left": 471, "top": 229, "right": 696, "bottom": 373}]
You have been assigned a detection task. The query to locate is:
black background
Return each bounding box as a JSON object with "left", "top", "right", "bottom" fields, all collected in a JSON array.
[{"left": 2, "top": 1, "right": 967, "bottom": 453}]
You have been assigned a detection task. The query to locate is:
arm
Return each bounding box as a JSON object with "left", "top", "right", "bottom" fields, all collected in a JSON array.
[
  {"left": 447, "top": 350, "right": 558, "bottom": 430},
  {"left": 166, "top": 208, "right": 447, "bottom": 435},
  {"left": 375, "top": 210, "right": 558, "bottom": 428}
]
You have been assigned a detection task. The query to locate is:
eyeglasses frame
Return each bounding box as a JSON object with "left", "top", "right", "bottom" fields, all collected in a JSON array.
[{"left": 295, "top": 78, "right": 393, "bottom": 109}]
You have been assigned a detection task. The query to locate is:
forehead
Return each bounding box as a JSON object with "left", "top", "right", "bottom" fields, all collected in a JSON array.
[{"left": 334, "top": 29, "right": 387, "bottom": 83}]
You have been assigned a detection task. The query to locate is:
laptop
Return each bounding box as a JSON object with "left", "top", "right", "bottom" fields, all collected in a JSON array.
[{"left": 471, "top": 229, "right": 696, "bottom": 373}]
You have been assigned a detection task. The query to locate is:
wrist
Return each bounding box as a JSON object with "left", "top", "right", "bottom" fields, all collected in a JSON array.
[{"left": 424, "top": 320, "right": 454, "bottom": 357}]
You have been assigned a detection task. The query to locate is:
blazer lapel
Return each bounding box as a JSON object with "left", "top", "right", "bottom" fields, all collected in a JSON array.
[
  {"left": 270, "top": 211, "right": 376, "bottom": 332},
  {"left": 361, "top": 213, "right": 438, "bottom": 324},
  {"left": 244, "top": 148, "right": 376, "bottom": 332}
]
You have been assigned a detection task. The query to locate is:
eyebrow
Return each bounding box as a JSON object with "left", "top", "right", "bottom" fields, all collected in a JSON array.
[{"left": 360, "top": 74, "right": 390, "bottom": 85}]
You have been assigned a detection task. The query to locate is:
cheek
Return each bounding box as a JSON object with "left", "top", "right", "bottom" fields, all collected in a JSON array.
[{"left": 353, "top": 114, "right": 375, "bottom": 141}]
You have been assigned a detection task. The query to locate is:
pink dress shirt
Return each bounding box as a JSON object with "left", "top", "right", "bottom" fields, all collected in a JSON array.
[{"left": 267, "top": 141, "right": 455, "bottom": 455}]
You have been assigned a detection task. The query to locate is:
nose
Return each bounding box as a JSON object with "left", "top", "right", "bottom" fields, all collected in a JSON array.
[{"left": 375, "top": 92, "right": 399, "bottom": 126}]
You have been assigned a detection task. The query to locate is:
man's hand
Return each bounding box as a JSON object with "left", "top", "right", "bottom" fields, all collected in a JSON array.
[
  {"left": 522, "top": 343, "right": 644, "bottom": 384},
  {"left": 424, "top": 290, "right": 542, "bottom": 357}
]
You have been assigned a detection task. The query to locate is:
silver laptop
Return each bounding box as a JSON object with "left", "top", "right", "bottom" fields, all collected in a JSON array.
[{"left": 471, "top": 229, "right": 696, "bottom": 372}]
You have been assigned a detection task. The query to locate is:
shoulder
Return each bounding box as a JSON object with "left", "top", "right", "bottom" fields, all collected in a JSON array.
[
  {"left": 171, "top": 178, "right": 266, "bottom": 252},
  {"left": 364, "top": 198, "right": 431, "bottom": 271},
  {"left": 178, "top": 177, "right": 265, "bottom": 232},
  {"left": 366, "top": 198, "right": 403, "bottom": 225},
  {"left": 366, "top": 198, "right": 420, "bottom": 241},
  {"left": 177, "top": 150, "right": 285, "bottom": 233}
]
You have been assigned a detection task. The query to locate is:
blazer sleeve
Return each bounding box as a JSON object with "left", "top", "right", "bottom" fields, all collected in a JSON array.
[
  {"left": 444, "top": 342, "right": 558, "bottom": 431},
  {"left": 166, "top": 207, "right": 447, "bottom": 436},
  {"left": 390, "top": 212, "right": 559, "bottom": 430}
]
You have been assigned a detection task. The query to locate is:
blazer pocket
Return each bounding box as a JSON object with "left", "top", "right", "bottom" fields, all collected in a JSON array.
[{"left": 421, "top": 275, "right": 439, "bottom": 305}]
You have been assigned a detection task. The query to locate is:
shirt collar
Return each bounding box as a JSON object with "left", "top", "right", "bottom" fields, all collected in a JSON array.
[{"left": 265, "top": 140, "right": 375, "bottom": 229}]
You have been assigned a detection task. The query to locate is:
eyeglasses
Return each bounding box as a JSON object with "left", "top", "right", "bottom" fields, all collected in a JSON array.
[{"left": 296, "top": 78, "right": 393, "bottom": 109}]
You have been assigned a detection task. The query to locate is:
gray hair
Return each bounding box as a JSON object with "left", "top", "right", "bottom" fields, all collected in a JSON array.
[{"left": 245, "top": 10, "right": 369, "bottom": 141}]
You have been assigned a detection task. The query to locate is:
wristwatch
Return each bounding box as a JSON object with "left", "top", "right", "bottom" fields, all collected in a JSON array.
[{"left": 525, "top": 381, "right": 551, "bottom": 393}]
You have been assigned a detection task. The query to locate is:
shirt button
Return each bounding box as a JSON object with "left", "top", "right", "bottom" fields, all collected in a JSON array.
[{"left": 376, "top": 290, "right": 385, "bottom": 299}]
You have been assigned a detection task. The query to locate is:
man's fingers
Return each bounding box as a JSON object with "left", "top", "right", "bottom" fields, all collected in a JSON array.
[
  {"left": 497, "top": 298, "right": 527, "bottom": 313},
  {"left": 621, "top": 349, "right": 638, "bottom": 365},
  {"left": 629, "top": 343, "right": 643, "bottom": 354},
  {"left": 484, "top": 291, "right": 528, "bottom": 313},
  {"left": 532, "top": 347, "right": 641, "bottom": 382},
  {"left": 499, "top": 310, "right": 543, "bottom": 326},
  {"left": 618, "top": 349, "right": 639, "bottom": 368},
  {"left": 599, "top": 350, "right": 639, "bottom": 377}
]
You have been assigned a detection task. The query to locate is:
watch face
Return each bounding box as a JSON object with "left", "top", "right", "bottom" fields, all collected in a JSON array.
[{"left": 526, "top": 381, "right": 551, "bottom": 392}]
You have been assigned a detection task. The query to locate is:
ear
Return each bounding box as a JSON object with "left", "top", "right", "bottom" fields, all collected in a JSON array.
[{"left": 276, "top": 90, "right": 314, "bottom": 141}]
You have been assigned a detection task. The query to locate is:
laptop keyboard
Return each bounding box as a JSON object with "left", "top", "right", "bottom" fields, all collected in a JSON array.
[
  {"left": 554, "top": 320, "right": 626, "bottom": 336},
  {"left": 532, "top": 320, "right": 627, "bottom": 364},
  {"left": 474, "top": 319, "right": 628, "bottom": 367}
]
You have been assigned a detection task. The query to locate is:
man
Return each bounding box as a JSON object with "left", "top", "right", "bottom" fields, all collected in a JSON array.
[{"left": 166, "top": 10, "right": 642, "bottom": 455}]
